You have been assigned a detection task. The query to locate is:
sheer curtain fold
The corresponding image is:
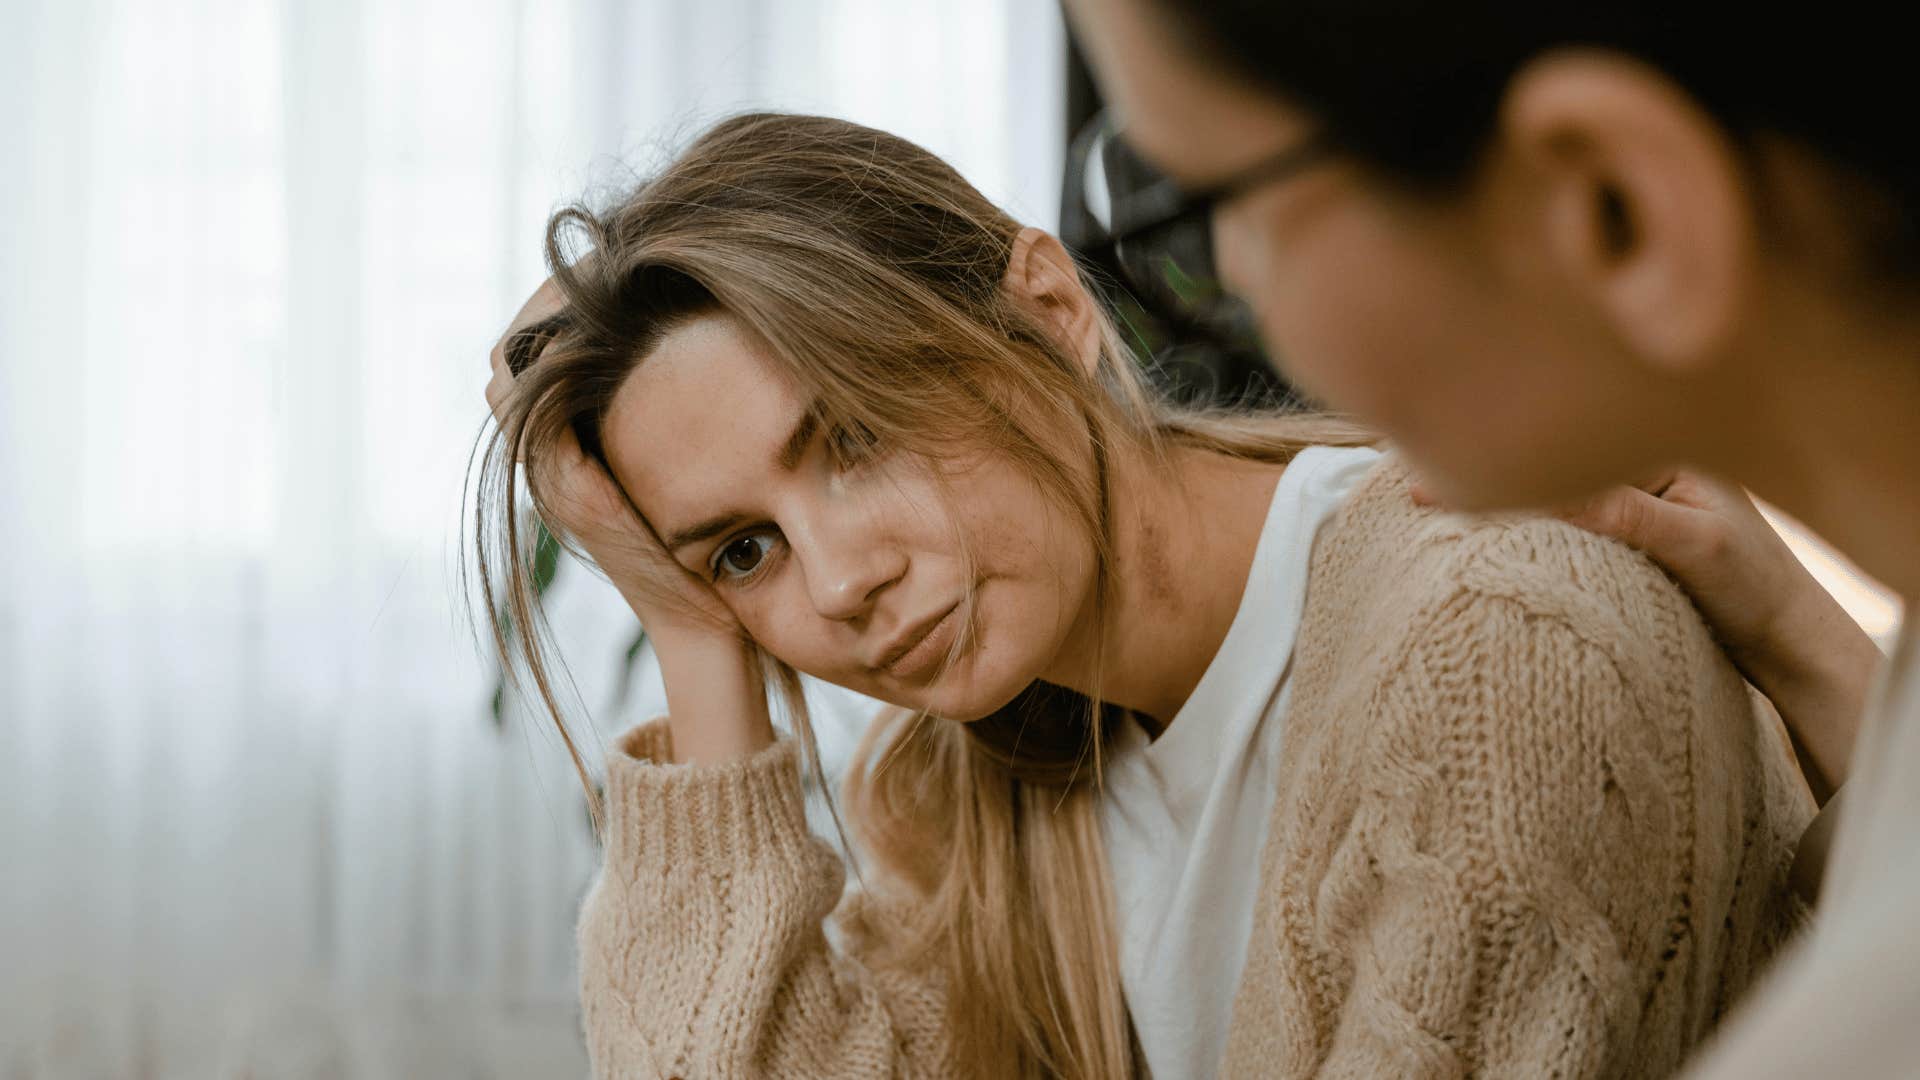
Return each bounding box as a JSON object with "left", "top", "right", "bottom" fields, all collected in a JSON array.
[{"left": 0, "top": 2, "right": 1061, "bottom": 1075}]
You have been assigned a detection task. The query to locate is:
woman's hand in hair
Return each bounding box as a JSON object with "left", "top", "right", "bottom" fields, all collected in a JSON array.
[
  {"left": 487, "top": 281, "right": 736, "bottom": 629},
  {"left": 488, "top": 282, "right": 774, "bottom": 766},
  {"left": 1415, "top": 468, "right": 1878, "bottom": 805}
]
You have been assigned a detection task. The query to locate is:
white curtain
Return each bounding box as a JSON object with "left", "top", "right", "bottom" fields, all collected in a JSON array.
[{"left": 0, "top": 2, "right": 1063, "bottom": 1076}]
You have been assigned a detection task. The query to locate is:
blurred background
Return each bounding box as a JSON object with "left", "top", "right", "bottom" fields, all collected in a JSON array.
[
  {"left": 0, "top": 1, "right": 1067, "bottom": 1075},
  {"left": 0, "top": 2, "right": 1900, "bottom": 1078}
]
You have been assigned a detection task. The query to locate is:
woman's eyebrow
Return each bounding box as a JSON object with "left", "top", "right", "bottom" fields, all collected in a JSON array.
[
  {"left": 776, "top": 408, "right": 820, "bottom": 471},
  {"left": 664, "top": 512, "right": 747, "bottom": 555},
  {"left": 662, "top": 403, "right": 821, "bottom": 554}
]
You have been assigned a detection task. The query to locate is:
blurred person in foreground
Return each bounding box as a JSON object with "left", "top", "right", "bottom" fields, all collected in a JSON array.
[{"left": 1063, "top": 2, "right": 1911, "bottom": 1076}]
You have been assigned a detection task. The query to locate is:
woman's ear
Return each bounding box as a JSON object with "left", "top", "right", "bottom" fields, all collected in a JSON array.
[
  {"left": 1003, "top": 226, "right": 1104, "bottom": 377},
  {"left": 1499, "top": 51, "right": 1758, "bottom": 377}
]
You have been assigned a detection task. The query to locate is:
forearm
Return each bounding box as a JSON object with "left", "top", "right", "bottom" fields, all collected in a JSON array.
[
  {"left": 596, "top": 559, "right": 776, "bottom": 766},
  {"left": 1743, "top": 587, "right": 1881, "bottom": 804},
  {"left": 650, "top": 625, "right": 777, "bottom": 766},
  {"left": 581, "top": 721, "right": 950, "bottom": 1078}
]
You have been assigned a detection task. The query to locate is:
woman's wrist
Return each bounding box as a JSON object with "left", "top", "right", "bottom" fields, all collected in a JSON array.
[
  {"left": 1743, "top": 585, "right": 1881, "bottom": 800},
  {"left": 650, "top": 626, "right": 777, "bottom": 767}
]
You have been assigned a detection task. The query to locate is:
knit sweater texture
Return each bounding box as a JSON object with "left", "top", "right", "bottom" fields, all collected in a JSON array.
[{"left": 576, "top": 456, "right": 1813, "bottom": 1079}]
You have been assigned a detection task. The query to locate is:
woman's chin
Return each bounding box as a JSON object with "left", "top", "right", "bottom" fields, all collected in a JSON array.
[
  {"left": 855, "top": 684, "right": 1005, "bottom": 724},
  {"left": 919, "top": 695, "right": 1006, "bottom": 725},
  {"left": 788, "top": 644, "right": 1039, "bottom": 724},
  {"left": 843, "top": 665, "right": 1029, "bottom": 724},
  {"left": 915, "top": 667, "right": 1043, "bottom": 723}
]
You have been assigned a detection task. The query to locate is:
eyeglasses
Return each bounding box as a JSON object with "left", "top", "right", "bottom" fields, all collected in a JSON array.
[{"left": 1064, "top": 113, "right": 1330, "bottom": 331}]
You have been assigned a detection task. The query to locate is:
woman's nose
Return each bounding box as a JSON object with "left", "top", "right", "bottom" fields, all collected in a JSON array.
[{"left": 792, "top": 517, "right": 906, "bottom": 622}]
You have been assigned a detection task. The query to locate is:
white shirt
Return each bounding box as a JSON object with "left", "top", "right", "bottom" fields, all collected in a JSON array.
[
  {"left": 1685, "top": 619, "right": 1919, "bottom": 1078},
  {"left": 1098, "top": 445, "right": 1381, "bottom": 1080}
]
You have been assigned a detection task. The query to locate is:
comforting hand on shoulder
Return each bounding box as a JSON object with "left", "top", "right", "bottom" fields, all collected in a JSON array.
[{"left": 1416, "top": 466, "right": 1877, "bottom": 802}]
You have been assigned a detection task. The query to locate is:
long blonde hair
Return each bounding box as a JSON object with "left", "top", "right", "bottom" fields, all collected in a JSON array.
[{"left": 472, "top": 112, "right": 1370, "bottom": 1079}]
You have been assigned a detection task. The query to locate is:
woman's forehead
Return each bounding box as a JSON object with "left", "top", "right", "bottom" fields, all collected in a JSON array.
[{"left": 602, "top": 314, "right": 806, "bottom": 515}]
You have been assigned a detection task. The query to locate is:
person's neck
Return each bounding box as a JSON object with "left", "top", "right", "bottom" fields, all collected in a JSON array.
[
  {"left": 1041, "top": 443, "right": 1288, "bottom": 729},
  {"left": 1713, "top": 296, "right": 1920, "bottom": 607}
]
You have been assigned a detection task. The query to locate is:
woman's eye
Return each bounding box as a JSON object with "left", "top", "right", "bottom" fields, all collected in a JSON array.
[{"left": 715, "top": 533, "right": 776, "bottom": 580}]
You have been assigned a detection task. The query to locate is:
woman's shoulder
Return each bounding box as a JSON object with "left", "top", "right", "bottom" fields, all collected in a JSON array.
[
  {"left": 1290, "top": 452, "right": 1768, "bottom": 822},
  {"left": 1307, "top": 450, "right": 1719, "bottom": 682}
]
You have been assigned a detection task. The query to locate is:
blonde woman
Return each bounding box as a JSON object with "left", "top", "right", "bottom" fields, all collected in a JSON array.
[{"left": 477, "top": 114, "right": 1811, "bottom": 1079}]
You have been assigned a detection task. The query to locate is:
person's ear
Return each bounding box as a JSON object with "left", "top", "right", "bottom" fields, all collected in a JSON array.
[
  {"left": 1500, "top": 51, "right": 1757, "bottom": 376},
  {"left": 1003, "top": 227, "right": 1104, "bottom": 376}
]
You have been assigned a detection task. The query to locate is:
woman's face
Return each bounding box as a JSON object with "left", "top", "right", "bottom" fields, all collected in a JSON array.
[
  {"left": 600, "top": 313, "right": 1098, "bottom": 720},
  {"left": 1064, "top": 0, "right": 1699, "bottom": 511}
]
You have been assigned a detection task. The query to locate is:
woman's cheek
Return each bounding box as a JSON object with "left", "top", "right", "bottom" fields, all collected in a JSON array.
[
  {"left": 728, "top": 589, "right": 810, "bottom": 669},
  {"left": 730, "top": 582, "right": 877, "bottom": 696}
]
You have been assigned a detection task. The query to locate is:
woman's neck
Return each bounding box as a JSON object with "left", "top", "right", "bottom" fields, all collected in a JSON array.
[{"left": 1041, "top": 443, "right": 1288, "bottom": 728}]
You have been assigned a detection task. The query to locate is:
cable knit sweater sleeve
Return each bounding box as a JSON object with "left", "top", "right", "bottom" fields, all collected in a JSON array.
[
  {"left": 1278, "top": 498, "right": 1813, "bottom": 1080},
  {"left": 576, "top": 719, "right": 952, "bottom": 1080},
  {"left": 1225, "top": 462, "right": 1810, "bottom": 1079},
  {"left": 1311, "top": 589, "right": 1668, "bottom": 1078}
]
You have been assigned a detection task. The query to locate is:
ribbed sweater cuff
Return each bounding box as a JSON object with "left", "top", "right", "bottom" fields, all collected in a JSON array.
[{"left": 601, "top": 718, "right": 817, "bottom": 882}]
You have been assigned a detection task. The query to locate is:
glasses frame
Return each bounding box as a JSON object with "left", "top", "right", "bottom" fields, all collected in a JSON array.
[
  {"left": 1093, "top": 125, "right": 1332, "bottom": 253},
  {"left": 1057, "top": 113, "right": 1323, "bottom": 407}
]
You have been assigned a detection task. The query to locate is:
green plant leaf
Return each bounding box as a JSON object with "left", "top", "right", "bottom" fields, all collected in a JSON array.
[
  {"left": 532, "top": 521, "right": 562, "bottom": 596},
  {"left": 487, "top": 519, "right": 565, "bottom": 731},
  {"left": 1111, "top": 291, "right": 1166, "bottom": 359},
  {"left": 1159, "top": 254, "right": 1206, "bottom": 305},
  {"left": 606, "top": 626, "right": 651, "bottom": 714}
]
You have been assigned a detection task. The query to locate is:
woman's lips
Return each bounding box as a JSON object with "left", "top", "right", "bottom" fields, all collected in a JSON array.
[{"left": 883, "top": 603, "right": 964, "bottom": 682}]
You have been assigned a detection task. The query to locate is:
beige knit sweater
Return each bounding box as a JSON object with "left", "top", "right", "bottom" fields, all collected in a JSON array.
[{"left": 577, "top": 457, "right": 1813, "bottom": 1079}]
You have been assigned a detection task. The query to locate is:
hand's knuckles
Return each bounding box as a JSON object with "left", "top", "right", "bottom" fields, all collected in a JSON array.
[
  {"left": 1616, "top": 493, "right": 1661, "bottom": 544},
  {"left": 1578, "top": 490, "right": 1644, "bottom": 545},
  {"left": 1690, "top": 518, "right": 1736, "bottom": 564}
]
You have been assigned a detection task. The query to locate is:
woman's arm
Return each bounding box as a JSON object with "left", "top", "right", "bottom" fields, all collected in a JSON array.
[
  {"left": 562, "top": 472, "right": 947, "bottom": 1075},
  {"left": 1305, "top": 582, "right": 1796, "bottom": 1079},
  {"left": 1532, "top": 470, "right": 1879, "bottom": 804},
  {"left": 578, "top": 718, "right": 953, "bottom": 1079},
  {"left": 487, "top": 287, "right": 950, "bottom": 1077},
  {"left": 1544, "top": 472, "right": 1880, "bottom": 904},
  {"left": 1417, "top": 468, "right": 1879, "bottom": 902},
  {"left": 584, "top": 610, "right": 949, "bottom": 1075},
  {"left": 1310, "top": 596, "right": 1640, "bottom": 1077}
]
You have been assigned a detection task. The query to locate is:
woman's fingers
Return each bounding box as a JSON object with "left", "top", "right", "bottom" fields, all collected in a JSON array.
[
  {"left": 483, "top": 279, "right": 741, "bottom": 640},
  {"left": 1410, "top": 464, "right": 1871, "bottom": 800},
  {"left": 1413, "top": 466, "right": 1780, "bottom": 659},
  {"left": 1412, "top": 467, "right": 1723, "bottom": 574},
  {"left": 487, "top": 280, "right": 572, "bottom": 455},
  {"left": 1556, "top": 482, "right": 1728, "bottom": 573}
]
